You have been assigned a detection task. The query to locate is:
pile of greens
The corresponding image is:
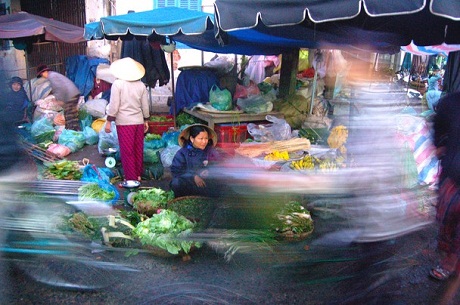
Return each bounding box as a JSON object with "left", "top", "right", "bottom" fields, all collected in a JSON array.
[
  {"left": 132, "top": 188, "right": 174, "bottom": 215},
  {"left": 271, "top": 201, "right": 314, "bottom": 237},
  {"left": 133, "top": 209, "right": 200, "bottom": 255},
  {"left": 78, "top": 182, "right": 116, "bottom": 202},
  {"left": 168, "top": 197, "right": 215, "bottom": 230},
  {"left": 43, "top": 160, "right": 83, "bottom": 180}
]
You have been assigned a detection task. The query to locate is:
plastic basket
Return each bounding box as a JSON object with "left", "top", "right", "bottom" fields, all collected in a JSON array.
[
  {"left": 214, "top": 123, "right": 250, "bottom": 143},
  {"left": 148, "top": 115, "right": 174, "bottom": 134}
]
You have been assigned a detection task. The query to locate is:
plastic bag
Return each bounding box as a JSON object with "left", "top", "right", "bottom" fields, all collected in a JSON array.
[
  {"left": 81, "top": 165, "right": 119, "bottom": 205},
  {"left": 47, "top": 143, "right": 71, "bottom": 158},
  {"left": 58, "top": 129, "right": 86, "bottom": 153},
  {"left": 144, "top": 148, "right": 162, "bottom": 164},
  {"left": 82, "top": 98, "right": 108, "bottom": 118},
  {"left": 162, "top": 130, "right": 180, "bottom": 147},
  {"left": 247, "top": 115, "right": 292, "bottom": 142},
  {"left": 209, "top": 85, "right": 233, "bottom": 111},
  {"left": 81, "top": 164, "right": 114, "bottom": 183},
  {"left": 160, "top": 145, "right": 181, "bottom": 167},
  {"left": 31, "top": 117, "right": 55, "bottom": 143},
  {"left": 80, "top": 114, "right": 93, "bottom": 130},
  {"left": 237, "top": 95, "right": 273, "bottom": 114},
  {"left": 144, "top": 138, "right": 166, "bottom": 150},
  {"left": 98, "top": 121, "right": 119, "bottom": 154},
  {"left": 83, "top": 126, "right": 99, "bottom": 145}
]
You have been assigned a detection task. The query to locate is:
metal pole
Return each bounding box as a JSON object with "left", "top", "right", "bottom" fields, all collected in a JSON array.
[
  {"left": 170, "top": 50, "right": 176, "bottom": 128},
  {"left": 24, "top": 51, "right": 33, "bottom": 101}
]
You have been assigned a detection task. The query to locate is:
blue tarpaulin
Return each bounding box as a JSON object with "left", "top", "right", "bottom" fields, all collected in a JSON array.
[{"left": 84, "top": 7, "right": 214, "bottom": 40}]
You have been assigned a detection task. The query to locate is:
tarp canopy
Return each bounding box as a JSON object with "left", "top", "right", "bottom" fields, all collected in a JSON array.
[
  {"left": 84, "top": 7, "right": 214, "bottom": 40},
  {"left": 0, "top": 11, "right": 85, "bottom": 43},
  {"left": 214, "top": 0, "right": 460, "bottom": 52},
  {"left": 401, "top": 41, "right": 460, "bottom": 57}
]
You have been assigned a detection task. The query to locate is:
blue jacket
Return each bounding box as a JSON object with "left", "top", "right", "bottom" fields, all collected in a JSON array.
[{"left": 170, "top": 143, "right": 220, "bottom": 182}]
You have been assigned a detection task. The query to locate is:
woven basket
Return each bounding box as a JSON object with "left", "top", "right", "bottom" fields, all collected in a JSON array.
[
  {"left": 167, "top": 196, "right": 215, "bottom": 230},
  {"left": 276, "top": 228, "right": 314, "bottom": 242}
]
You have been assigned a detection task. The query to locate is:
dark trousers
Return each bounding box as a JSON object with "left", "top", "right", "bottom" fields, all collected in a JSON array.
[{"left": 64, "top": 96, "right": 80, "bottom": 131}]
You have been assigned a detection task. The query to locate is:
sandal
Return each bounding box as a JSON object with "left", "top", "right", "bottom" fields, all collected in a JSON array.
[{"left": 430, "top": 265, "right": 453, "bottom": 281}]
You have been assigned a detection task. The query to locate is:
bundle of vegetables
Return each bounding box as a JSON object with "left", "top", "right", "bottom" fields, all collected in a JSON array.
[
  {"left": 133, "top": 209, "right": 200, "bottom": 255},
  {"left": 43, "top": 160, "right": 82, "bottom": 180},
  {"left": 132, "top": 187, "right": 174, "bottom": 216},
  {"left": 168, "top": 196, "right": 215, "bottom": 230},
  {"left": 176, "top": 111, "right": 204, "bottom": 127},
  {"left": 78, "top": 182, "right": 116, "bottom": 202},
  {"left": 149, "top": 115, "right": 173, "bottom": 122},
  {"left": 144, "top": 133, "right": 166, "bottom": 151},
  {"left": 271, "top": 201, "right": 314, "bottom": 240}
]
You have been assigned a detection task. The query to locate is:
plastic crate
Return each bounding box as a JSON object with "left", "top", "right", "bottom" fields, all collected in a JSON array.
[
  {"left": 148, "top": 115, "right": 174, "bottom": 134},
  {"left": 214, "top": 123, "right": 250, "bottom": 144}
]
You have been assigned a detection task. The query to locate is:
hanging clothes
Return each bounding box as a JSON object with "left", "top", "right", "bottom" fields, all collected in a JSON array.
[{"left": 121, "top": 34, "right": 170, "bottom": 89}]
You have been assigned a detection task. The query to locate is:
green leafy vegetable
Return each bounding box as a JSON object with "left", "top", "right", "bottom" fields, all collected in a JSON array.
[
  {"left": 271, "top": 201, "right": 314, "bottom": 235},
  {"left": 78, "top": 182, "right": 116, "bottom": 201},
  {"left": 132, "top": 188, "right": 174, "bottom": 215},
  {"left": 43, "top": 160, "right": 83, "bottom": 180},
  {"left": 145, "top": 133, "right": 162, "bottom": 141},
  {"left": 133, "top": 209, "right": 200, "bottom": 255}
]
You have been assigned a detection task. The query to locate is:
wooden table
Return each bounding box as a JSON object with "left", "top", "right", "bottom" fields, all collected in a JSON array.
[{"left": 182, "top": 108, "right": 284, "bottom": 129}]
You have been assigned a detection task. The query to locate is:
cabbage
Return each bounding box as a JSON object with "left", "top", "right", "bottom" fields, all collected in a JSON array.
[{"left": 133, "top": 210, "right": 200, "bottom": 255}]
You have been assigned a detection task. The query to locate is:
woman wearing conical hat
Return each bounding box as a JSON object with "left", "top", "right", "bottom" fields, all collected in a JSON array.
[{"left": 105, "top": 57, "right": 150, "bottom": 181}]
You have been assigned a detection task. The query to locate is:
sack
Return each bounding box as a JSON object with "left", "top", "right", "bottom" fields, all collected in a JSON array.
[{"left": 209, "top": 85, "right": 232, "bottom": 111}]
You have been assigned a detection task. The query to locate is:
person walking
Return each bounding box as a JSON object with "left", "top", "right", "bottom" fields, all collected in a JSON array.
[
  {"left": 104, "top": 57, "right": 150, "bottom": 182},
  {"left": 430, "top": 91, "right": 460, "bottom": 280},
  {"left": 36, "top": 65, "right": 81, "bottom": 130}
]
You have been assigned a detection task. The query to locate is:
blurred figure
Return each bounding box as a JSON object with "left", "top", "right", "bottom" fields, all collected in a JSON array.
[
  {"left": 430, "top": 91, "right": 460, "bottom": 280},
  {"left": 37, "top": 64, "right": 81, "bottom": 131},
  {"left": 170, "top": 124, "right": 223, "bottom": 198},
  {"left": 105, "top": 57, "right": 150, "bottom": 182},
  {"left": 5, "top": 76, "right": 31, "bottom": 124},
  {"left": 426, "top": 65, "right": 443, "bottom": 112}
]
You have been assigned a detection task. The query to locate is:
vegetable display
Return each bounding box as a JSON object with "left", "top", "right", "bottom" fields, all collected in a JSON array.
[
  {"left": 289, "top": 154, "right": 345, "bottom": 172},
  {"left": 43, "top": 160, "right": 82, "bottom": 180},
  {"left": 145, "top": 133, "right": 162, "bottom": 141},
  {"left": 149, "top": 115, "right": 173, "bottom": 122},
  {"left": 78, "top": 182, "right": 116, "bottom": 202},
  {"left": 133, "top": 209, "right": 200, "bottom": 255},
  {"left": 168, "top": 196, "right": 215, "bottom": 230},
  {"left": 132, "top": 188, "right": 175, "bottom": 215},
  {"left": 271, "top": 201, "right": 314, "bottom": 239}
]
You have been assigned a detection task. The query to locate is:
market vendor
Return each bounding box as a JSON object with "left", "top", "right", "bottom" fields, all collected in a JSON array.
[
  {"left": 425, "top": 66, "right": 443, "bottom": 112},
  {"left": 170, "top": 124, "right": 223, "bottom": 198}
]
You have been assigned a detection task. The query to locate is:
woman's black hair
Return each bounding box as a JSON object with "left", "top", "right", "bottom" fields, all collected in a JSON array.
[{"left": 188, "top": 125, "right": 214, "bottom": 146}]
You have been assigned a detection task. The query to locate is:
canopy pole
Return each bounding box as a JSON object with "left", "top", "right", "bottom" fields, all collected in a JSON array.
[
  {"left": 24, "top": 50, "right": 33, "bottom": 101},
  {"left": 170, "top": 50, "right": 176, "bottom": 128}
]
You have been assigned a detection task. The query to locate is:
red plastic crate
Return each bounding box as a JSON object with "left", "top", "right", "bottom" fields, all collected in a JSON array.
[
  {"left": 214, "top": 124, "right": 250, "bottom": 144},
  {"left": 148, "top": 115, "right": 174, "bottom": 134}
]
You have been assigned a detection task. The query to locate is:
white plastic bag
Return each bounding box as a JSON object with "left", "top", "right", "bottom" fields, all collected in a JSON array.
[
  {"left": 82, "top": 98, "right": 108, "bottom": 118},
  {"left": 247, "top": 115, "right": 292, "bottom": 142}
]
